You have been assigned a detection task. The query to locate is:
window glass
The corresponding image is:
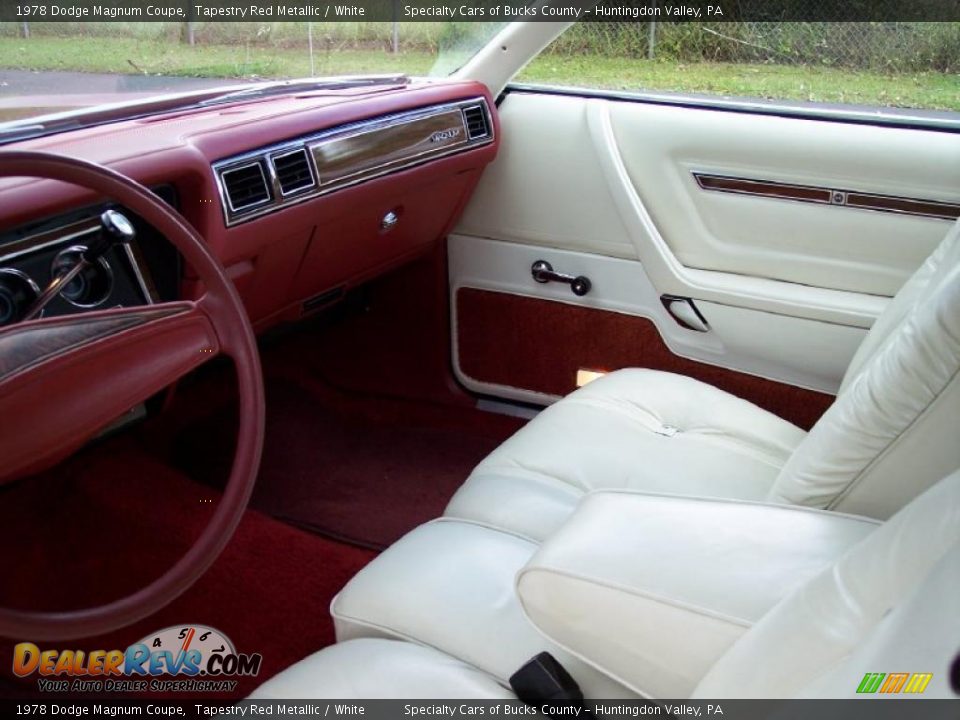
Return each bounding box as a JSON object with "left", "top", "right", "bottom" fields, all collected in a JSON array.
[
  {"left": 0, "top": 21, "right": 506, "bottom": 125},
  {"left": 517, "top": 22, "right": 960, "bottom": 111}
]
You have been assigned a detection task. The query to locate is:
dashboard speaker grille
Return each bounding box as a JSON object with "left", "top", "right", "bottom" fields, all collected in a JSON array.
[
  {"left": 221, "top": 162, "right": 270, "bottom": 212},
  {"left": 463, "top": 105, "right": 490, "bottom": 141},
  {"left": 272, "top": 148, "right": 315, "bottom": 196}
]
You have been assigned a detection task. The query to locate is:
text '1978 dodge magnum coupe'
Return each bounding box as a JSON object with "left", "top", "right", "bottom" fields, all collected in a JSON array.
[{"left": 0, "top": 10, "right": 957, "bottom": 716}]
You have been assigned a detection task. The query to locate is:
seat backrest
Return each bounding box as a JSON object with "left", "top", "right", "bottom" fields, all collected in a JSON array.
[
  {"left": 767, "top": 220, "right": 960, "bottom": 518},
  {"left": 694, "top": 468, "right": 960, "bottom": 699}
]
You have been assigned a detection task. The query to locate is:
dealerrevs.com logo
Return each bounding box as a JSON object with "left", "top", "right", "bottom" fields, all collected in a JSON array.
[{"left": 13, "top": 625, "right": 262, "bottom": 694}]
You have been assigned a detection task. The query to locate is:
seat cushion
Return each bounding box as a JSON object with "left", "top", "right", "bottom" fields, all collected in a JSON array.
[
  {"left": 694, "top": 468, "right": 960, "bottom": 699},
  {"left": 249, "top": 638, "right": 514, "bottom": 699},
  {"left": 446, "top": 369, "right": 806, "bottom": 540},
  {"left": 517, "top": 492, "right": 876, "bottom": 698},
  {"left": 253, "top": 475, "right": 959, "bottom": 701},
  {"left": 331, "top": 518, "right": 636, "bottom": 699}
]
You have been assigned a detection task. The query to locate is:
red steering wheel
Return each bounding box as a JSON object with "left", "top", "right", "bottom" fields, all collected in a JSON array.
[{"left": 0, "top": 151, "right": 265, "bottom": 640}]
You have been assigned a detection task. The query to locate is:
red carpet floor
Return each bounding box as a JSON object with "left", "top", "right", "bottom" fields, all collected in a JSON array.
[
  {"left": 0, "top": 435, "right": 376, "bottom": 699},
  {"left": 160, "top": 252, "right": 527, "bottom": 550},
  {"left": 171, "top": 373, "right": 525, "bottom": 550}
]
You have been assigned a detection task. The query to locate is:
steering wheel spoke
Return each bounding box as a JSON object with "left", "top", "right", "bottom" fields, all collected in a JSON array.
[{"left": 0, "top": 301, "right": 219, "bottom": 483}]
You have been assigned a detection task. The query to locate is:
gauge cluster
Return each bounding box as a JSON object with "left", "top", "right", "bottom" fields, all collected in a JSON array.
[{"left": 0, "top": 188, "right": 180, "bottom": 327}]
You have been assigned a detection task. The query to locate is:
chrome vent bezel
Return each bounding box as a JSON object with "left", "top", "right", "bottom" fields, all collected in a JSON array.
[
  {"left": 462, "top": 104, "right": 490, "bottom": 141},
  {"left": 212, "top": 97, "right": 494, "bottom": 227},
  {"left": 220, "top": 161, "right": 272, "bottom": 214},
  {"left": 271, "top": 147, "right": 316, "bottom": 197}
]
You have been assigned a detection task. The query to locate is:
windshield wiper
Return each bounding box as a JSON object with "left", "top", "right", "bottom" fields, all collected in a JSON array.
[
  {"left": 198, "top": 75, "right": 410, "bottom": 107},
  {"left": 0, "top": 86, "right": 241, "bottom": 145},
  {"left": 0, "top": 124, "right": 49, "bottom": 143},
  {"left": 0, "top": 118, "right": 83, "bottom": 144}
]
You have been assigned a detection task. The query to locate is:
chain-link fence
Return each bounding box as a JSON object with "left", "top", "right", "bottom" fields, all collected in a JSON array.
[
  {"left": 1, "top": 21, "right": 454, "bottom": 50},
  {"left": 547, "top": 22, "right": 960, "bottom": 72},
  {"left": 2, "top": 20, "right": 958, "bottom": 73}
]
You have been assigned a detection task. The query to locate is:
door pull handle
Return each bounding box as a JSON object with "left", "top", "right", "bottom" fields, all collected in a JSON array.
[{"left": 661, "top": 295, "right": 710, "bottom": 332}]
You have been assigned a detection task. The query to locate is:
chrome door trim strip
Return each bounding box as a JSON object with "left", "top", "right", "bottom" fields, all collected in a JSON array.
[{"left": 692, "top": 172, "right": 960, "bottom": 221}]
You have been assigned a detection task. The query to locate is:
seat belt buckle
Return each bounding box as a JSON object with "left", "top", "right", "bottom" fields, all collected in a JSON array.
[{"left": 509, "top": 652, "right": 591, "bottom": 717}]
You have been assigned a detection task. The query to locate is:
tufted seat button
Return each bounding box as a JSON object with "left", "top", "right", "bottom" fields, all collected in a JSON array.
[
  {"left": 445, "top": 367, "right": 807, "bottom": 541},
  {"left": 654, "top": 423, "right": 680, "bottom": 437}
]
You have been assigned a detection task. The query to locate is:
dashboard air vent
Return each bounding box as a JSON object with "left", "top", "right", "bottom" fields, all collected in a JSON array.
[
  {"left": 221, "top": 162, "right": 270, "bottom": 212},
  {"left": 463, "top": 105, "right": 490, "bottom": 141},
  {"left": 272, "top": 148, "right": 315, "bottom": 196}
]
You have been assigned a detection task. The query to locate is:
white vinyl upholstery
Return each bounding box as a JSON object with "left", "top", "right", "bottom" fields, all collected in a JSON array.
[
  {"left": 252, "top": 471, "right": 960, "bottom": 700},
  {"left": 330, "top": 518, "right": 633, "bottom": 699},
  {"left": 694, "top": 469, "right": 960, "bottom": 699},
  {"left": 446, "top": 369, "right": 805, "bottom": 541},
  {"left": 252, "top": 223, "right": 960, "bottom": 702},
  {"left": 249, "top": 638, "right": 514, "bottom": 699},
  {"left": 840, "top": 221, "right": 960, "bottom": 389},
  {"left": 458, "top": 92, "right": 959, "bottom": 297},
  {"left": 769, "top": 221, "right": 960, "bottom": 517},
  {"left": 515, "top": 493, "right": 877, "bottom": 698},
  {"left": 447, "top": 220, "right": 960, "bottom": 536}
]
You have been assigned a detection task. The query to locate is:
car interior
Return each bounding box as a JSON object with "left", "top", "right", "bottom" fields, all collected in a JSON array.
[{"left": 0, "top": 21, "right": 958, "bottom": 702}]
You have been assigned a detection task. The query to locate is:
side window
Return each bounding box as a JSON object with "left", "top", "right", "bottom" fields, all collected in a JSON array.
[{"left": 516, "top": 22, "right": 959, "bottom": 111}]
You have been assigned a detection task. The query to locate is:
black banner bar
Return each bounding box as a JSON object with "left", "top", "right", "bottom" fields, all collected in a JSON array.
[
  {"left": 0, "top": 699, "right": 958, "bottom": 719},
  {"left": 1, "top": 1, "right": 958, "bottom": 23}
]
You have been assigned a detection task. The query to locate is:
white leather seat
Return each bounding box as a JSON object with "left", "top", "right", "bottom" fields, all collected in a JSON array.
[
  {"left": 447, "top": 370, "right": 805, "bottom": 541},
  {"left": 329, "top": 500, "right": 874, "bottom": 698},
  {"left": 252, "top": 469, "right": 960, "bottom": 700},
  {"left": 298, "top": 220, "right": 960, "bottom": 700},
  {"left": 694, "top": 469, "right": 960, "bottom": 699},
  {"left": 447, "top": 219, "right": 960, "bottom": 539},
  {"left": 329, "top": 517, "right": 635, "bottom": 698},
  {"left": 250, "top": 638, "right": 515, "bottom": 699},
  {"left": 252, "top": 223, "right": 960, "bottom": 701}
]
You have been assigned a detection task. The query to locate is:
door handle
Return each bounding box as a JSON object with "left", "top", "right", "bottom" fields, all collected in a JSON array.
[
  {"left": 531, "top": 260, "right": 592, "bottom": 297},
  {"left": 661, "top": 295, "right": 710, "bottom": 332}
]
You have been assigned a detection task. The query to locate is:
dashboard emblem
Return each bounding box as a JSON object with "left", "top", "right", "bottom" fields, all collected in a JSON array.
[{"left": 430, "top": 128, "right": 461, "bottom": 143}]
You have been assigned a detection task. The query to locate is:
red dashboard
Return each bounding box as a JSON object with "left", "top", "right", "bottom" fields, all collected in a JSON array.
[{"left": 0, "top": 79, "right": 499, "bottom": 331}]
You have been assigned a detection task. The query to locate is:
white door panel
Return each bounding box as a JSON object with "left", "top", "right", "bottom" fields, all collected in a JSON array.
[
  {"left": 452, "top": 89, "right": 951, "bottom": 398},
  {"left": 449, "top": 234, "right": 866, "bottom": 399},
  {"left": 607, "top": 101, "right": 959, "bottom": 295},
  {"left": 456, "top": 94, "right": 638, "bottom": 260},
  {"left": 459, "top": 92, "right": 958, "bottom": 297},
  {"left": 693, "top": 300, "right": 865, "bottom": 394}
]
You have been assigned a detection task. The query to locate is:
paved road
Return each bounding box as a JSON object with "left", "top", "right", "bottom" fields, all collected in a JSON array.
[
  {"left": 0, "top": 69, "right": 248, "bottom": 96},
  {"left": 0, "top": 69, "right": 257, "bottom": 122}
]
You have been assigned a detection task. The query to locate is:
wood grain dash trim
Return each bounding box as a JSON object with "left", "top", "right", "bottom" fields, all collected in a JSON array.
[{"left": 693, "top": 172, "right": 959, "bottom": 221}]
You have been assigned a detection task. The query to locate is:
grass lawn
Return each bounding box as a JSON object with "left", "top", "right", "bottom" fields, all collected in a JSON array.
[
  {"left": 0, "top": 36, "right": 437, "bottom": 78},
  {"left": 1, "top": 35, "right": 957, "bottom": 111},
  {"left": 521, "top": 54, "right": 960, "bottom": 111}
]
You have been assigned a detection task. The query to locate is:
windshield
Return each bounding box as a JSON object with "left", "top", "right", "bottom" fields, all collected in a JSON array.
[{"left": 0, "top": 21, "right": 508, "bottom": 127}]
